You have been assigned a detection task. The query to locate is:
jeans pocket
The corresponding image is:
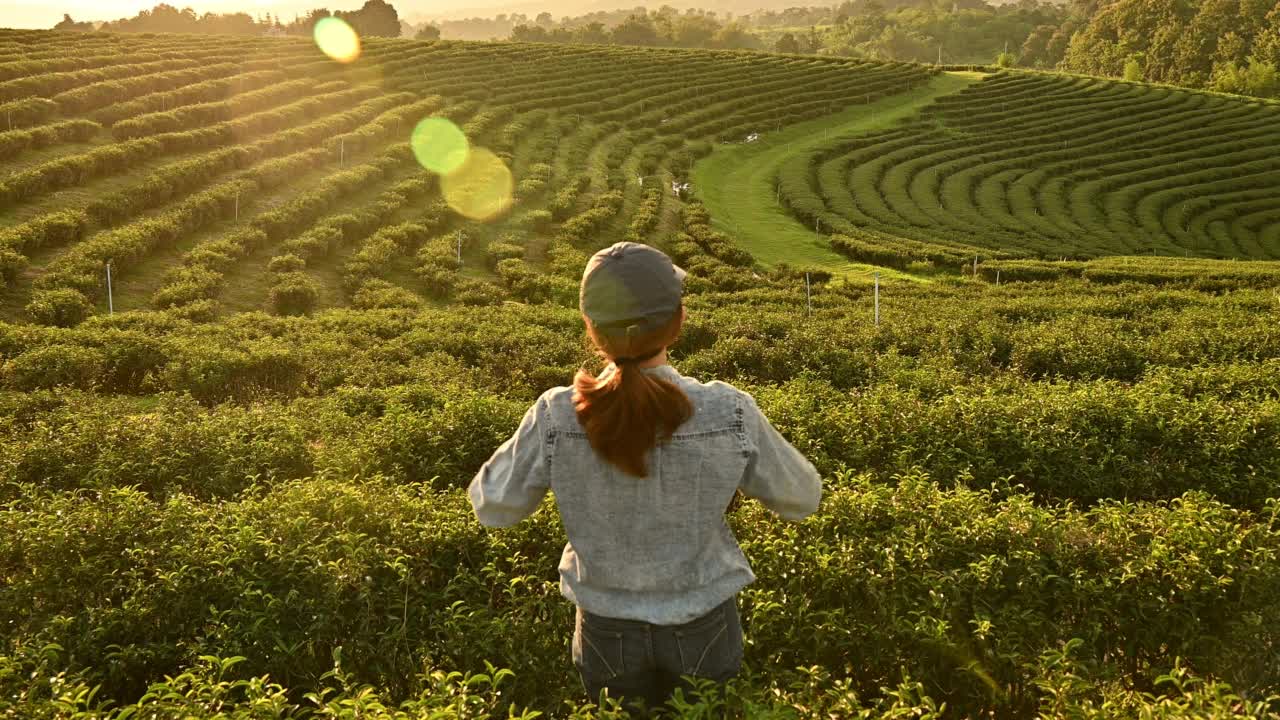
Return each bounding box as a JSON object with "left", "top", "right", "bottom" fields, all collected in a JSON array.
[
  {"left": 673, "top": 603, "right": 736, "bottom": 677},
  {"left": 575, "top": 614, "right": 626, "bottom": 683}
]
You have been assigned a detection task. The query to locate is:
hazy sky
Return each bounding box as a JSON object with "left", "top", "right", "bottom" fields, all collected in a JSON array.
[{"left": 1, "top": 0, "right": 763, "bottom": 30}]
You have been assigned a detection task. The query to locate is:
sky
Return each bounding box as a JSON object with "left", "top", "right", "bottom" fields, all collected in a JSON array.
[{"left": 1, "top": 0, "right": 768, "bottom": 29}]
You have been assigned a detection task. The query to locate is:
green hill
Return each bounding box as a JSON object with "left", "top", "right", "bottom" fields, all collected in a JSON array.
[
  {"left": 769, "top": 70, "right": 1280, "bottom": 267},
  {"left": 0, "top": 29, "right": 931, "bottom": 323}
]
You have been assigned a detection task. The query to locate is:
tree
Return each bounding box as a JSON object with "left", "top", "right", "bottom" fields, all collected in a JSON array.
[
  {"left": 610, "top": 13, "right": 660, "bottom": 46},
  {"left": 806, "top": 25, "right": 823, "bottom": 54},
  {"left": 1123, "top": 55, "right": 1143, "bottom": 80},
  {"left": 1019, "top": 24, "right": 1056, "bottom": 67},
  {"left": 336, "top": 0, "right": 400, "bottom": 38},
  {"left": 996, "top": 50, "right": 1017, "bottom": 67},
  {"left": 511, "top": 24, "right": 549, "bottom": 41},
  {"left": 574, "top": 22, "right": 609, "bottom": 44},
  {"left": 1245, "top": 56, "right": 1279, "bottom": 95},
  {"left": 202, "top": 10, "right": 256, "bottom": 34},
  {"left": 672, "top": 14, "right": 720, "bottom": 47},
  {"left": 1211, "top": 56, "right": 1279, "bottom": 96},
  {"left": 775, "top": 32, "right": 801, "bottom": 54},
  {"left": 53, "top": 13, "right": 93, "bottom": 31},
  {"left": 287, "top": 8, "right": 330, "bottom": 35},
  {"left": 713, "top": 22, "right": 762, "bottom": 50},
  {"left": 1256, "top": 25, "right": 1280, "bottom": 67},
  {"left": 1043, "top": 22, "right": 1077, "bottom": 68},
  {"left": 415, "top": 24, "right": 440, "bottom": 40}
]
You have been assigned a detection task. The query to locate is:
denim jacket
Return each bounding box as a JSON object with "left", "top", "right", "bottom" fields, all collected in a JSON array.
[{"left": 468, "top": 364, "right": 822, "bottom": 625}]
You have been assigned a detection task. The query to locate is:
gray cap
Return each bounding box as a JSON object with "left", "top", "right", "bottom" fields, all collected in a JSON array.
[{"left": 580, "top": 242, "right": 686, "bottom": 336}]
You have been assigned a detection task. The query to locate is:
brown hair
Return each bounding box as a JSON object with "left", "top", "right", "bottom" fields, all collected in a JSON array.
[{"left": 572, "top": 308, "right": 693, "bottom": 477}]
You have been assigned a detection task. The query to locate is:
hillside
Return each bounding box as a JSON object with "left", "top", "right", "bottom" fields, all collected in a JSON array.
[
  {"left": 771, "top": 71, "right": 1280, "bottom": 264},
  {"left": 0, "top": 27, "right": 1279, "bottom": 719},
  {"left": 0, "top": 28, "right": 930, "bottom": 324}
]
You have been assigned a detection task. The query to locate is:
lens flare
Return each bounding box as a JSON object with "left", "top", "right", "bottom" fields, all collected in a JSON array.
[
  {"left": 411, "top": 117, "right": 469, "bottom": 175},
  {"left": 442, "top": 148, "right": 514, "bottom": 221},
  {"left": 314, "top": 17, "right": 360, "bottom": 63}
]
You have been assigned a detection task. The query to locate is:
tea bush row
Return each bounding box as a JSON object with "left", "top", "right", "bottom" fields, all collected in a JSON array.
[
  {"left": 797, "top": 71, "right": 1280, "bottom": 261},
  {"left": 2, "top": 474, "right": 1276, "bottom": 715},
  {"left": 1, "top": 355, "right": 1277, "bottom": 508}
]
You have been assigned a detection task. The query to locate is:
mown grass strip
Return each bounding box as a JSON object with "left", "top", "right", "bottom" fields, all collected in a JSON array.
[{"left": 691, "top": 72, "right": 983, "bottom": 282}]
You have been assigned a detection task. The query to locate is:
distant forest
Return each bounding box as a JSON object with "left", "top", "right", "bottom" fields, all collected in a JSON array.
[
  {"left": 55, "top": 0, "right": 403, "bottom": 40},
  {"left": 54, "top": 0, "right": 1279, "bottom": 98}
]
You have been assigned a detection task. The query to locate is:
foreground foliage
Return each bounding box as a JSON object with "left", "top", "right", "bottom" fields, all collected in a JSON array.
[{"left": 3, "top": 475, "right": 1278, "bottom": 717}]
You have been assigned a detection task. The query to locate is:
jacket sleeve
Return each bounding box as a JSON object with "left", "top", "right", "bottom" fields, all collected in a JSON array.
[
  {"left": 739, "top": 393, "right": 822, "bottom": 521},
  {"left": 468, "top": 393, "right": 552, "bottom": 528}
]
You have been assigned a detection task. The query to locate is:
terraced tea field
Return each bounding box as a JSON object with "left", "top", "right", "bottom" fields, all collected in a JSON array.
[
  {"left": 0, "top": 29, "right": 929, "bottom": 323},
  {"left": 1, "top": 27, "right": 1279, "bottom": 720},
  {"left": 762, "top": 71, "right": 1280, "bottom": 269}
]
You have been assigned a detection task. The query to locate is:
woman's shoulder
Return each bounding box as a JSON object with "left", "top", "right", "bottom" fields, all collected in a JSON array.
[
  {"left": 665, "top": 368, "right": 750, "bottom": 403},
  {"left": 655, "top": 367, "right": 755, "bottom": 427},
  {"left": 537, "top": 384, "right": 576, "bottom": 413}
]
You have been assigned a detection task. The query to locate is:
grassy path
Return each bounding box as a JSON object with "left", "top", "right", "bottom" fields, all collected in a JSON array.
[{"left": 692, "top": 71, "right": 984, "bottom": 282}]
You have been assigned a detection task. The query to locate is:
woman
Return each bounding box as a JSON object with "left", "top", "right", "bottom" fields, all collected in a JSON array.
[{"left": 468, "top": 241, "right": 822, "bottom": 715}]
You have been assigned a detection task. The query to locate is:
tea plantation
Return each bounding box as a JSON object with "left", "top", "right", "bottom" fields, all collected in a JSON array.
[{"left": 0, "top": 27, "right": 1278, "bottom": 719}]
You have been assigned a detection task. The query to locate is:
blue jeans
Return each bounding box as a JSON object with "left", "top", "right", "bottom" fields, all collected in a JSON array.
[{"left": 572, "top": 595, "right": 743, "bottom": 716}]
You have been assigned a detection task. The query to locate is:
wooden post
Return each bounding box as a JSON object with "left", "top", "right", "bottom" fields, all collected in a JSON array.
[
  {"left": 106, "top": 261, "right": 113, "bottom": 315},
  {"left": 874, "top": 272, "right": 880, "bottom": 326}
]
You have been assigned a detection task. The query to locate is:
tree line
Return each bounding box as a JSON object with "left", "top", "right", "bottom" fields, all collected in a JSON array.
[
  {"left": 54, "top": 0, "right": 403, "bottom": 39},
  {"left": 53, "top": 0, "right": 1279, "bottom": 98}
]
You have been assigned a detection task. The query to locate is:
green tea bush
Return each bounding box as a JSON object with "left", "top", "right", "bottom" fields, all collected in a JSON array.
[
  {"left": 1, "top": 475, "right": 1275, "bottom": 716},
  {"left": 25, "top": 288, "right": 95, "bottom": 328},
  {"left": 1, "top": 343, "right": 105, "bottom": 390},
  {"left": 269, "top": 272, "right": 320, "bottom": 317},
  {"left": 752, "top": 379, "right": 1280, "bottom": 507}
]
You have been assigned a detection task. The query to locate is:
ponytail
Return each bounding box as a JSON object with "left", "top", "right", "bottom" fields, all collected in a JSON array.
[{"left": 572, "top": 310, "right": 692, "bottom": 477}]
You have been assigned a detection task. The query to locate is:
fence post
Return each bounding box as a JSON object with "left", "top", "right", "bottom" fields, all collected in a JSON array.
[
  {"left": 234, "top": 192, "right": 239, "bottom": 221},
  {"left": 340, "top": 138, "right": 345, "bottom": 165},
  {"left": 106, "top": 261, "right": 113, "bottom": 315},
  {"left": 874, "top": 272, "right": 880, "bottom": 326}
]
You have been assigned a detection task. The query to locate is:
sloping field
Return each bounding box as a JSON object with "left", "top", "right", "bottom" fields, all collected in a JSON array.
[
  {"left": 692, "top": 71, "right": 981, "bottom": 279},
  {"left": 0, "top": 28, "right": 932, "bottom": 324},
  {"left": 769, "top": 70, "right": 1280, "bottom": 268}
]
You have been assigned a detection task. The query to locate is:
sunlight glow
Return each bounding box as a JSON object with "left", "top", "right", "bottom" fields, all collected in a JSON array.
[
  {"left": 410, "top": 117, "right": 470, "bottom": 175},
  {"left": 441, "top": 148, "right": 514, "bottom": 221},
  {"left": 314, "top": 17, "right": 361, "bottom": 64}
]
